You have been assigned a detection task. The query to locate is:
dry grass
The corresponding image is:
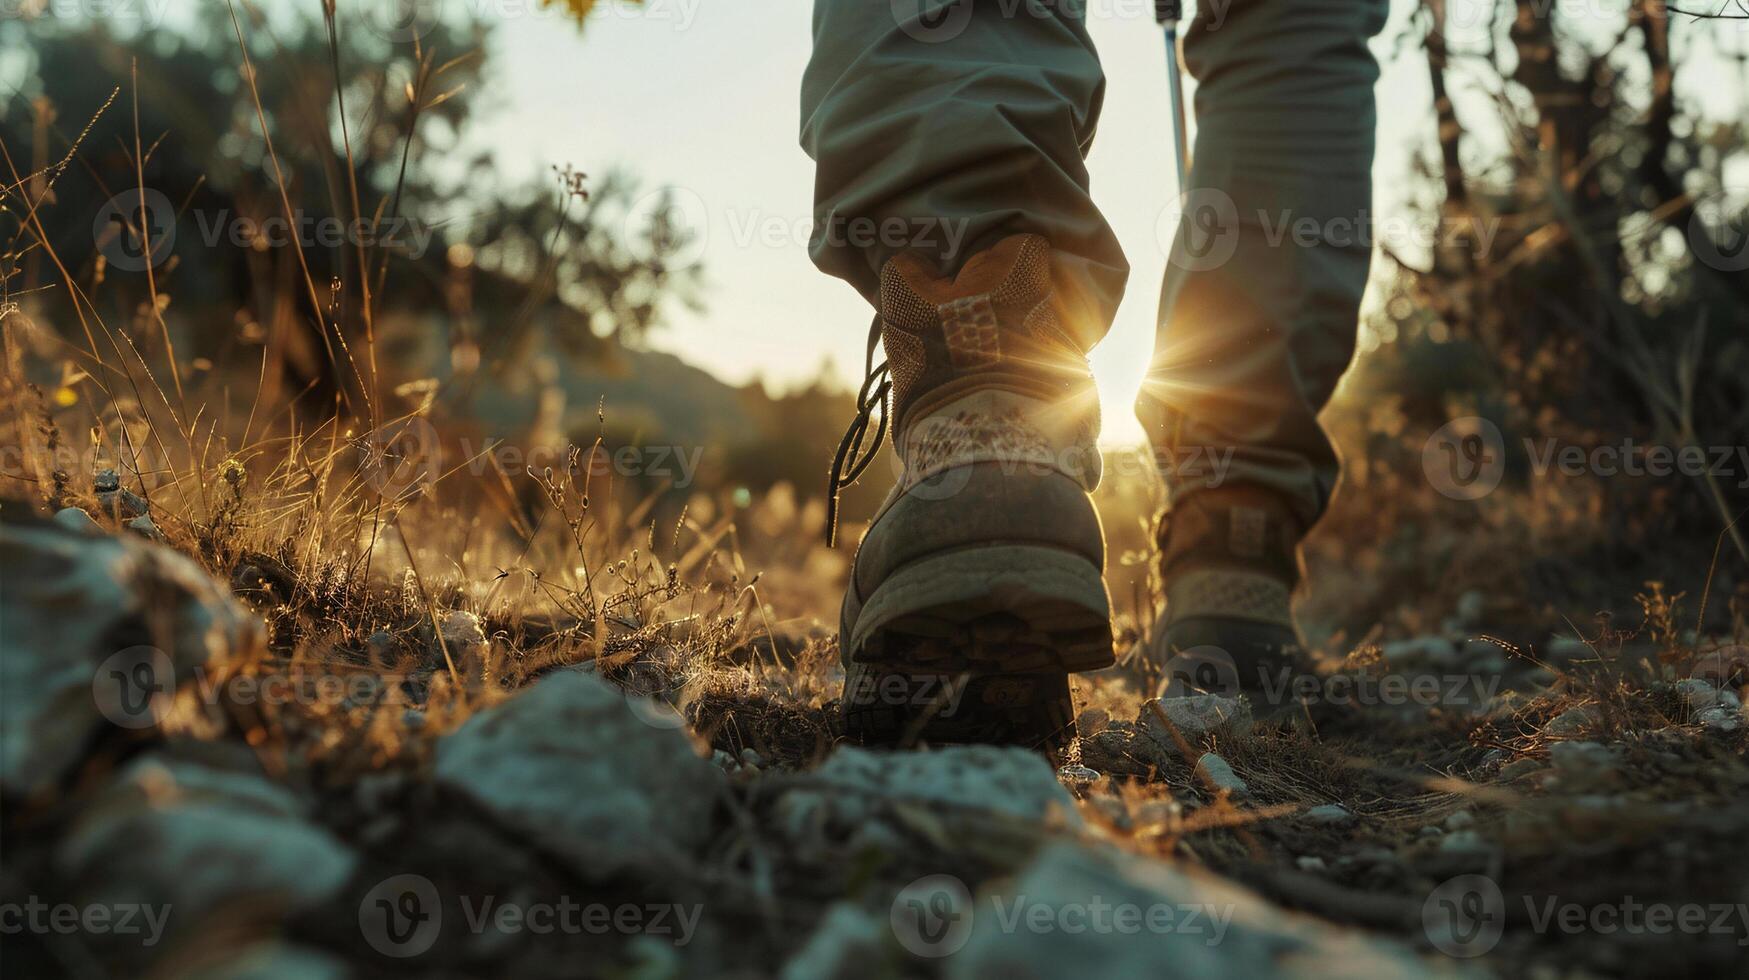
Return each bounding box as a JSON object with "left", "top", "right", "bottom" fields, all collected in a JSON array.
[{"left": 5, "top": 12, "right": 1749, "bottom": 977}]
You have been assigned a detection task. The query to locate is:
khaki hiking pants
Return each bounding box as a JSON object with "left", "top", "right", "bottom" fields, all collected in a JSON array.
[{"left": 801, "top": 0, "right": 1389, "bottom": 525}]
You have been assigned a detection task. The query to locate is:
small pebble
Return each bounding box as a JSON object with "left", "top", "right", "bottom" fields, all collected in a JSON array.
[
  {"left": 1144, "top": 695, "right": 1253, "bottom": 742},
  {"left": 1455, "top": 591, "right": 1487, "bottom": 629},
  {"left": 1498, "top": 757, "right": 1544, "bottom": 780},
  {"left": 1546, "top": 705, "right": 1601, "bottom": 737},
  {"left": 1695, "top": 705, "right": 1742, "bottom": 733},
  {"left": 1439, "top": 829, "right": 1491, "bottom": 856},
  {"left": 126, "top": 514, "right": 165, "bottom": 542},
  {"left": 1305, "top": 803, "right": 1356, "bottom": 827},
  {"left": 1550, "top": 740, "right": 1617, "bottom": 775},
  {"left": 1194, "top": 753, "right": 1251, "bottom": 800},
  {"left": 1057, "top": 764, "right": 1101, "bottom": 789},
  {"left": 53, "top": 507, "right": 101, "bottom": 533}
]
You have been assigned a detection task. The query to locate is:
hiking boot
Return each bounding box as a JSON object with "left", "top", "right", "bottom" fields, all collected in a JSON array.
[
  {"left": 1149, "top": 485, "right": 1308, "bottom": 713},
  {"left": 832, "top": 233, "right": 1114, "bottom": 751}
]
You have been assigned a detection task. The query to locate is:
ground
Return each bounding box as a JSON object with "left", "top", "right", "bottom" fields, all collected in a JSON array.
[{"left": 3, "top": 451, "right": 1748, "bottom": 979}]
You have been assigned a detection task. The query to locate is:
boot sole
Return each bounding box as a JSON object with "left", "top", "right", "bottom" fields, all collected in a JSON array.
[
  {"left": 842, "top": 544, "right": 1113, "bottom": 751},
  {"left": 842, "top": 669, "right": 1079, "bottom": 751}
]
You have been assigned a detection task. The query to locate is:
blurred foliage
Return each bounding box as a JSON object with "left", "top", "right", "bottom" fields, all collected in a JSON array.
[
  {"left": 1317, "top": 0, "right": 1749, "bottom": 623},
  {"left": 1370, "top": 2, "right": 1745, "bottom": 523},
  {"left": 1, "top": 1, "right": 694, "bottom": 413}
]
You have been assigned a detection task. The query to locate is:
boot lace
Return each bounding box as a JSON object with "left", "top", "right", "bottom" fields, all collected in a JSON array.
[{"left": 825, "top": 313, "right": 890, "bottom": 547}]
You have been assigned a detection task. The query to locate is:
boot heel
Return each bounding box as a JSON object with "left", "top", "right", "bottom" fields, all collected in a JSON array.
[{"left": 845, "top": 544, "right": 1114, "bottom": 673}]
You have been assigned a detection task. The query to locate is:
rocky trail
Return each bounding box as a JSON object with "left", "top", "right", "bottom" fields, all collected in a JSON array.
[{"left": 4, "top": 503, "right": 1748, "bottom": 979}]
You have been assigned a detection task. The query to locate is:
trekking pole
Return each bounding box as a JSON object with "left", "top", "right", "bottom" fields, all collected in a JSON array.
[{"left": 1155, "top": 0, "right": 1189, "bottom": 194}]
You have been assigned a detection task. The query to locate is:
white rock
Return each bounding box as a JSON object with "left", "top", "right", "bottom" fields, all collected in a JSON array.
[
  {"left": 126, "top": 514, "right": 165, "bottom": 542},
  {"left": 792, "top": 744, "right": 1082, "bottom": 829},
  {"left": 1304, "top": 804, "right": 1355, "bottom": 827},
  {"left": 945, "top": 843, "right": 1430, "bottom": 979},
  {"left": 57, "top": 754, "right": 355, "bottom": 958},
  {"left": 1695, "top": 705, "right": 1742, "bottom": 732},
  {"left": 0, "top": 514, "right": 263, "bottom": 796},
  {"left": 434, "top": 671, "right": 723, "bottom": 877},
  {"left": 1142, "top": 694, "right": 1253, "bottom": 743},
  {"left": 53, "top": 506, "right": 102, "bottom": 533},
  {"left": 1194, "top": 753, "right": 1251, "bottom": 800},
  {"left": 438, "top": 609, "right": 487, "bottom": 661},
  {"left": 1674, "top": 678, "right": 1739, "bottom": 716},
  {"left": 1438, "top": 829, "right": 1492, "bottom": 857},
  {"left": 1057, "top": 764, "right": 1101, "bottom": 791}
]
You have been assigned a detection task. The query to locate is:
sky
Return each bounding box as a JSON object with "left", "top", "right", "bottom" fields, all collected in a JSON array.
[{"left": 457, "top": 0, "right": 1735, "bottom": 443}]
